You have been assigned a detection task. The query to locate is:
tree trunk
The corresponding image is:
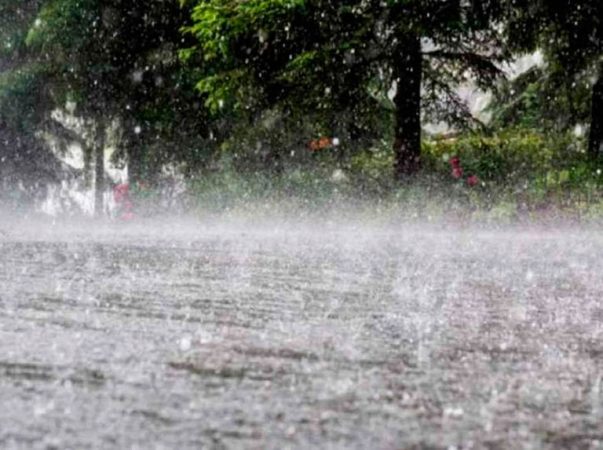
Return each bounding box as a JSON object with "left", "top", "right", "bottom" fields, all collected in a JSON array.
[
  {"left": 588, "top": 65, "right": 603, "bottom": 158},
  {"left": 83, "top": 145, "right": 93, "bottom": 188},
  {"left": 94, "top": 122, "right": 105, "bottom": 217},
  {"left": 392, "top": 33, "right": 422, "bottom": 179}
]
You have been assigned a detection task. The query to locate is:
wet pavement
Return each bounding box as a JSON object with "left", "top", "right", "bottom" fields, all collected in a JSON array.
[{"left": 0, "top": 220, "right": 602, "bottom": 448}]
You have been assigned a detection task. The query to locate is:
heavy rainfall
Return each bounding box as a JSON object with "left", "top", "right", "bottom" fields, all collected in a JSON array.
[{"left": 1, "top": 1, "right": 602, "bottom": 449}]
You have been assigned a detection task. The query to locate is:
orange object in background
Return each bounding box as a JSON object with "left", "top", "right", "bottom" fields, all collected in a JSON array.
[{"left": 308, "top": 136, "right": 333, "bottom": 151}]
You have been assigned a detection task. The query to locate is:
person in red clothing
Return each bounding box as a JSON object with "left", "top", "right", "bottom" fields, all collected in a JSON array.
[{"left": 113, "top": 183, "right": 135, "bottom": 220}]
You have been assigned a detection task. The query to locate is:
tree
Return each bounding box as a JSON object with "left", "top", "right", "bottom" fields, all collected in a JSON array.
[
  {"left": 182, "top": 0, "right": 505, "bottom": 179},
  {"left": 488, "top": 65, "right": 593, "bottom": 132},
  {"left": 0, "top": 0, "right": 57, "bottom": 203},
  {"left": 501, "top": 0, "right": 602, "bottom": 155},
  {"left": 5, "top": 0, "right": 213, "bottom": 215}
]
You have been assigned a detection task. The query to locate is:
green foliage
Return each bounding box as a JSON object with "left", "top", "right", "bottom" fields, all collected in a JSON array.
[
  {"left": 421, "top": 127, "right": 603, "bottom": 215},
  {"left": 0, "top": 1, "right": 39, "bottom": 55},
  {"left": 182, "top": 0, "right": 507, "bottom": 171},
  {"left": 1, "top": 0, "right": 602, "bottom": 214},
  {"left": 500, "top": 0, "right": 602, "bottom": 156},
  {"left": 182, "top": 127, "right": 603, "bottom": 222},
  {"left": 187, "top": 0, "right": 305, "bottom": 61},
  {"left": 0, "top": 64, "right": 48, "bottom": 130},
  {"left": 0, "top": 1, "right": 44, "bottom": 120},
  {"left": 0, "top": 0, "right": 217, "bottom": 183},
  {"left": 25, "top": 0, "right": 96, "bottom": 52},
  {"left": 423, "top": 129, "right": 579, "bottom": 182},
  {"left": 488, "top": 63, "right": 595, "bottom": 133}
]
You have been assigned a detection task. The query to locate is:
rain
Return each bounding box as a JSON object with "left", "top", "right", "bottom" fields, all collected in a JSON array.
[{"left": 1, "top": 1, "right": 602, "bottom": 448}]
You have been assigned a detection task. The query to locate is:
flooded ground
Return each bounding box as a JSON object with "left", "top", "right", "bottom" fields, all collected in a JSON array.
[{"left": 0, "top": 218, "right": 602, "bottom": 449}]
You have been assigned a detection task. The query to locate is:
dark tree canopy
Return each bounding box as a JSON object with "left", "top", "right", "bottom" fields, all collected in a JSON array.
[
  {"left": 182, "top": 0, "right": 507, "bottom": 177},
  {"left": 499, "top": 0, "right": 602, "bottom": 154}
]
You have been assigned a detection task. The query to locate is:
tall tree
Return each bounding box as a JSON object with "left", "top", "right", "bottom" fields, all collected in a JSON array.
[
  {"left": 182, "top": 0, "right": 505, "bottom": 179},
  {"left": 501, "top": 0, "right": 602, "bottom": 155},
  {"left": 9, "top": 0, "right": 212, "bottom": 214},
  {"left": 0, "top": 0, "right": 56, "bottom": 202}
]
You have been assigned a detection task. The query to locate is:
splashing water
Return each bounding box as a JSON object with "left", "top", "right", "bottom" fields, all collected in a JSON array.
[{"left": 0, "top": 217, "right": 601, "bottom": 448}]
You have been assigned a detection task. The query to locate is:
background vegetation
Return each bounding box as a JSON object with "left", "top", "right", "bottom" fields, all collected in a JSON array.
[{"left": 0, "top": 0, "right": 601, "bottom": 219}]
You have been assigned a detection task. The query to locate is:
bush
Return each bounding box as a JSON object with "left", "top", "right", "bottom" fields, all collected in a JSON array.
[
  {"left": 184, "top": 127, "right": 603, "bottom": 221},
  {"left": 423, "top": 128, "right": 574, "bottom": 183}
]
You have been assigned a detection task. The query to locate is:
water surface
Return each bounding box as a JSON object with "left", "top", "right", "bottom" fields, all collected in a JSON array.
[{"left": 1, "top": 219, "right": 602, "bottom": 448}]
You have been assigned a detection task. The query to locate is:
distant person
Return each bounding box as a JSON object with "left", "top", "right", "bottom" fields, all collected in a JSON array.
[{"left": 113, "top": 183, "right": 135, "bottom": 221}]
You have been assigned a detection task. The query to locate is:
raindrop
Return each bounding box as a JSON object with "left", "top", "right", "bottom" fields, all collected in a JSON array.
[{"left": 179, "top": 336, "right": 192, "bottom": 352}]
